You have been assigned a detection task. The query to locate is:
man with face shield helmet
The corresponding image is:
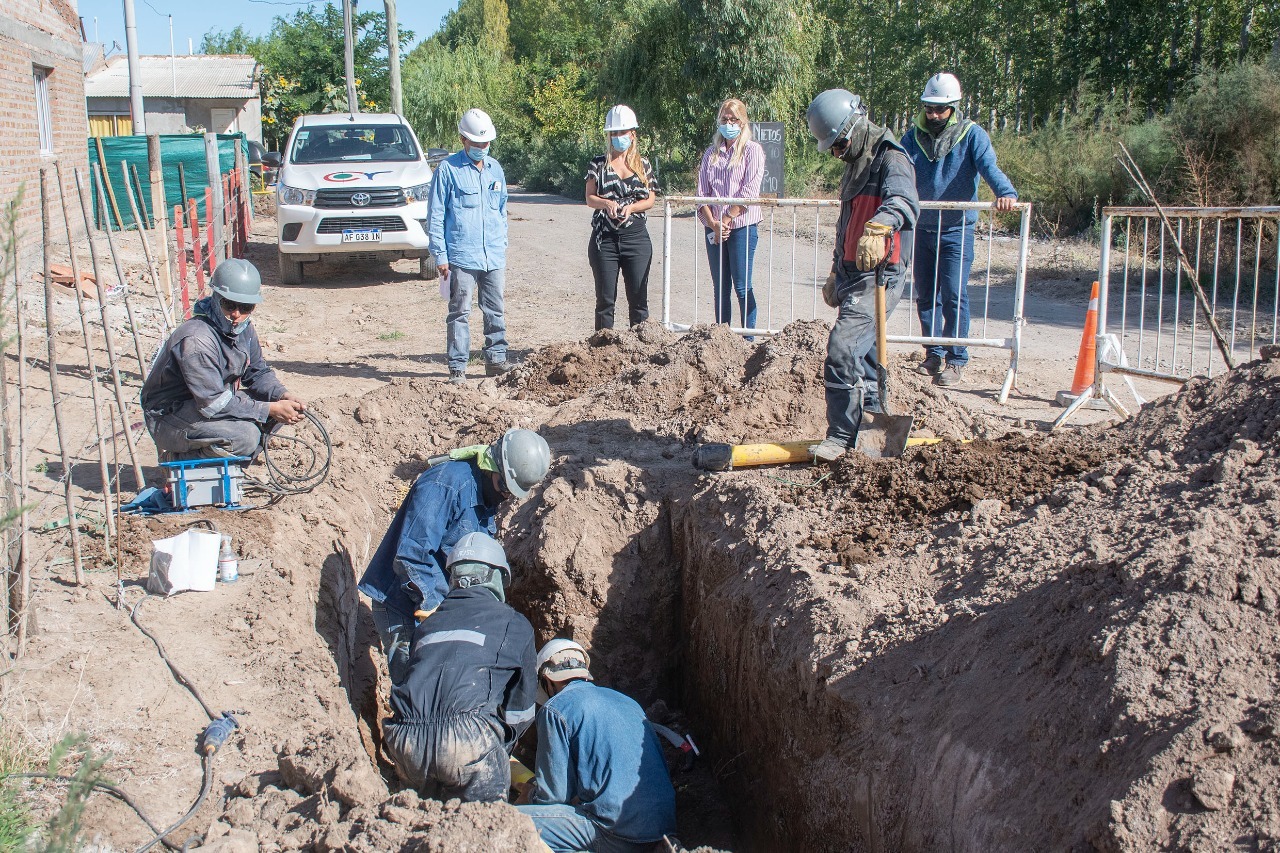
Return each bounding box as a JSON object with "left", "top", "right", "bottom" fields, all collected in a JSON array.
[
  {"left": 382, "top": 532, "right": 537, "bottom": 802},
  {"left": 141, "top": 258, "right": 306, "bottom": 461},
  {"left": 805, "top": 89, "right": 919, "bottom": 463}
]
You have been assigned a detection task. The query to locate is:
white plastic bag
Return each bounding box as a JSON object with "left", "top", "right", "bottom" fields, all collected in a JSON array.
[
  {"left": 439, "top": 269, "right": 450, "bottom": 300},
  {"left": 147, "top": 530, "right": 221, "bottom": 595}
]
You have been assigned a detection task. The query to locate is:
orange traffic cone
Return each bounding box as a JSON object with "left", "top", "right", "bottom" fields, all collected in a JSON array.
[{"left": 1055, "top": 282, "right": 1102, "bottom": 407}]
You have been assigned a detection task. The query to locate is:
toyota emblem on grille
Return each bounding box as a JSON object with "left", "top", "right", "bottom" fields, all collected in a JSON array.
[{"left": 351, "top": 192, "right": 372, "bottom": 207}]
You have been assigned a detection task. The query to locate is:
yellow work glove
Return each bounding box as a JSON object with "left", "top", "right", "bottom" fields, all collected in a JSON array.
[
  {"left": 856, "top": 221, "right": 894, "bottom": 271},
  {"left": 822, "top": 270, "right": 840, "bottom": 308}
]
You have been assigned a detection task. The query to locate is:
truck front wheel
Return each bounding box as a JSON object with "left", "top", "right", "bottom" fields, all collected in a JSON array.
[{"left": 279, "top": 251, "right": 303, "bottom": 285}]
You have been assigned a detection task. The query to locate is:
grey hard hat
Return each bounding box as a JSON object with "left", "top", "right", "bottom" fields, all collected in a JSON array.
[
  {"left": 490, "top": 429, "right": 551, "bottom": 499},
  {"left": 209, "top": 258, "right": 264, "bottom": 304},
  {"left": 447, "top": 532, "right": 512, "bottom": 586},
  {"left": 806, "top": 89, "right": 867, "bottom": 152}
]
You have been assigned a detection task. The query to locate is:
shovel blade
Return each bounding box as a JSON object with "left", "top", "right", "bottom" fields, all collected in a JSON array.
[{"left": 854, "top": 412, "right": 915, "bottom": 458}]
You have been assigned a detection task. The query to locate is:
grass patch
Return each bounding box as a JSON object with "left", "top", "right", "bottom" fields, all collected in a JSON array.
[
  {"left": 0, "top": 723, "right": 37, "bottom": 850},
  {"left": 377, "top": 330, "right": 407, "bottom": 342}
]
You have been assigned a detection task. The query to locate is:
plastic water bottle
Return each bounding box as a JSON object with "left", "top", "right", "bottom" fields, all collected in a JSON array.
[{"left": 218, "top": 535, "right": 239, "bottom": 583}]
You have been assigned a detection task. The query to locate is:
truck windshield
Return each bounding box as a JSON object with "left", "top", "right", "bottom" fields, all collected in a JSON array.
[{"left": 289, "top": 125, "right": 421, "bottom": 164}]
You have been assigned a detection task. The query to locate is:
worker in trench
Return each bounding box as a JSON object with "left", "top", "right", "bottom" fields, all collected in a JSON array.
[
  {"left": 141, "top": 258, "right": 307, "bottom": 461},
  {"left": 381, "top": 533, "right": 538, "bottom": 802},
  {"left": 805, "top": 89, "right": 920, "bottom": 463},
  {"left": 357, "top": 427, "right": 551, "bottom": 684},
  {"left": 515, "top": 639, "right": 679, "bottom": 852}
]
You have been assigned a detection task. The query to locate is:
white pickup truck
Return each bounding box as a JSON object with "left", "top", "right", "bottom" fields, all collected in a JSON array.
[{"left": 271, "top": 113, "right": 442, "bottom": 285}]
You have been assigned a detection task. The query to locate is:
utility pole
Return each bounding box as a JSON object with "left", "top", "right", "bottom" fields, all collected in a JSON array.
[
  {"left": 343, "top": 0, "right": 359, "bottom": 113},
  {"left": 385, "top": 0, "right": 402, "bottom": 114},
  {"left": 123, "top": 0, "right": 146, "bottom": 134}
]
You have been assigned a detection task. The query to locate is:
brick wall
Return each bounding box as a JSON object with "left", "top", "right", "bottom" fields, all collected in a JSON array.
[{"left": 0, "top": 2, "right": 90, "bottom": 269}]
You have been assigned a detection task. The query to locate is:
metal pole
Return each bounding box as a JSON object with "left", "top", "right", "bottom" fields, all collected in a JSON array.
[
  {"left": 204, "top": 132, "right": 226, "bottom": 258},
  {"left": 123, "top": 0, "right": 146, "bottom": 134},
  {"left": 998, "top": 204, "right": 1032, "bottom": 405},
  {"left": 168, "top": 15, "right": 176, "bottom": 97},
  {"left": 343, "top": 0, "right": 359, "bottom": 113},
  {"left": 661, "top": 198, "right": 672, "bottom": 328},
  {"left": 385, "top": 0, "right": 402, "bottom": 114}
]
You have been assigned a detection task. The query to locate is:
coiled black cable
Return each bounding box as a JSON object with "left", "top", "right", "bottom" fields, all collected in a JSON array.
[{"left": 244, "top": 408, "right": 332, "bottom": 497}]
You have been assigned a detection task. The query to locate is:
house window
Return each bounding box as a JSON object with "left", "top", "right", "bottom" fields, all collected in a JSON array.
[{"left": 34, "top": 66, "right": 54, "bottom": 154}]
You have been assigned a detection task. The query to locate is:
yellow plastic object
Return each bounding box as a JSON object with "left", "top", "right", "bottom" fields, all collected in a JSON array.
[
  {"left": 905, "top": 437, "right": 973, "bottom": 447},
  {"left": 510, "top": 757, "right": 535, "bottom": 785},
  {"left": 731, "top": 441, "right": 817, "bottom": 467}
]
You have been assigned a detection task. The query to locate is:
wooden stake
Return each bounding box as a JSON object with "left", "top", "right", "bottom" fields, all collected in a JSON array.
[
  {"left": 177, "top": 161, "right": 189, "bottom": 208},
  {"left": 147, "top": 135, "right": 175, "bottom": 306},
  {"left": 93, "top": 137, "right": 124, "bottom": 230},
  {"left": 0, "top": 194, "right": 20, "bottom": 627},
  {"left": 39, "top": 168, "right": 85, "bottom": 586},
  {"left": 92, "top": 164, "right": 149, "bottom": 381},
  {"left": 73, "top": 168, "right": 146, "bottom": 490},
  {"left": 110, "top": 405, "right": 122, "bottom": 584},
  {"left": 174, "top": 204, "right": 189, "bottom": 318},
  {"left": 121, "top": 162, "right": 174, "bottom": 332},
  {"left": 13, "top": 198, "right": 31, "bottom": 654},
  {"left": 189, "top": 198, "right": 205, "bottom": 297},
  {"left": 54, "top": 160, "right": 116, "bottom": 548}
]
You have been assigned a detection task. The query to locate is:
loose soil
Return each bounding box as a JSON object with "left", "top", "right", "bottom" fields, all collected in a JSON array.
[{"left": 3, "top": 197, "right": 1277, "bottom": 852}]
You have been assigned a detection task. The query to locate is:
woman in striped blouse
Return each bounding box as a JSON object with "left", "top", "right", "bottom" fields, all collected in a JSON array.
[
  {"left": 697, "top": 98, "right": 765, "bottom": 336},
  {"left": 584, "top": 105, "right": 659, "bottom": 331}
]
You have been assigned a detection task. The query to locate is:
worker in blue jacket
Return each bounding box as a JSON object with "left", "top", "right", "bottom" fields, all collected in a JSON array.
[
  {"left": 901, "top": 73, "right": 1018, "bottom": 388},
  {"left": 517, "top": 639, "right": 677, "bottom": 852},
  {"left": 357, "top": 428, "right": 550, "bottom": 684}
]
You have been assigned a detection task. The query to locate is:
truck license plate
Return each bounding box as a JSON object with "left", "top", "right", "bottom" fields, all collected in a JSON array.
[{"left": 341, "top": 229, "right": 382, "bottom": 243}]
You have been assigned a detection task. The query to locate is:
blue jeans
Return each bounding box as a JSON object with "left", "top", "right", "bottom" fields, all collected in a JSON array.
[
  {"left": 704, "top": 224, "right": 758, "bottom": 333},
  {"left": 914, "top": 227, "right": 975, "bottom": 366},
  {"left": 447, "top": 267, "right": 508, "bottom": 371},
  {"left": 517, "top": 804, "right": 657, "bottom": 853},
  {"left": 371, "top": 599, "right": 413, "bottom": 685}
]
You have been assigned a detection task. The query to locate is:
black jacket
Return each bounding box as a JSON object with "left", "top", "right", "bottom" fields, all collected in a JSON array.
[{"left": 388, "top": 586, "right": 537, "bottom": 750}]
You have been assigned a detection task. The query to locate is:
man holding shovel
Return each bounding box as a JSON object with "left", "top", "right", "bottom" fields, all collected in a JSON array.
[{"left": 806, "top": 89, "right": 919, "bottom": 462}]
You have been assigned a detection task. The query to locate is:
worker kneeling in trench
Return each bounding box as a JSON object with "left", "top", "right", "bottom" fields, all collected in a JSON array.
[
  {"left": 516, "top": 640, "right": 679, "bottom": 852},
  {"left": 382, "top": 532, "right": 538, "bottom": 801}
]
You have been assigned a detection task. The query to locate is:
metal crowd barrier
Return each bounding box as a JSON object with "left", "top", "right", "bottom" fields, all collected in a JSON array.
[
  {"left": 1055, "top": 206, "right": 1280, "bottom": 426},
  {"left": 659, "top": 196, "right": 1032, "bottom": 403}
]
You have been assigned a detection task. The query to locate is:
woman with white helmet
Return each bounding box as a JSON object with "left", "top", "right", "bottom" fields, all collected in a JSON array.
[{"left": 583, "top": 105, "right": 660, "bottom": 331}]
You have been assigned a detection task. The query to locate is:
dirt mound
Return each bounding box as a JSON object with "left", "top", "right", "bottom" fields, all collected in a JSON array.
[{"left": 668, "top": 350, "right": 1280, "bottom": 850}]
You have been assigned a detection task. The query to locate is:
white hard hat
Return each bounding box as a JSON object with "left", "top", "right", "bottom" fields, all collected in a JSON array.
[
  {"left": 604, "top": 105, "right": 639, "bottom": 133},
  {"left": 536, "top": 639, "right": 593, "bottom": 683},
  {"left": 458, "top": 108, "right": 497, "bottom": 143},
  {"left": 921, "top": 73, "right": 962, "bottom": 105}
]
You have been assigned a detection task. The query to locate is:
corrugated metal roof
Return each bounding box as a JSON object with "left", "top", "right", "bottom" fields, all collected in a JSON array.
[{"left": 85, "top": 54, "right": 259, "bottom": 100}]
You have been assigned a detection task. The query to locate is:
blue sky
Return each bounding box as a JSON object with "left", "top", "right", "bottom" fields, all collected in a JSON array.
[{"left": 76, "top": 0, "right": 454, "bottom": 56}]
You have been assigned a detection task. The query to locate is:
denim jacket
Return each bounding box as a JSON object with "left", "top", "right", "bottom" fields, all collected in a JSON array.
[
  {"left": 530, "top": 681, "right": 677, "bottom": 842},
  {"left": 358, "top": 460, "right": 502, "bottom": 616},
  {"left": 428, "top": 151, "right": 509, "bottom": 271}
]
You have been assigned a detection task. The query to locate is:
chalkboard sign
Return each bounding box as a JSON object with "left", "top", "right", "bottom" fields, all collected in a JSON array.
[{"left": 753, "top": 121, "right": 785, "bottom": 198}]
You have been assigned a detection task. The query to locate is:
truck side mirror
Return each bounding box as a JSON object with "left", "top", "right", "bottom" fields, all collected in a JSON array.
[{"left": 262, "top": 151, "right": 283, "bottom": 168}]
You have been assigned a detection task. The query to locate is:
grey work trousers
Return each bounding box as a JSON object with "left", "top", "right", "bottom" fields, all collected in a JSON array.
[
  {"left": 383, "top": 710, "right": 511, "bottom": 803},
  {"left": 446, "top": 267, "right": 508, "bottom": 371},
  {"left": 824, "top": 274, "right": 905, "bottom": 446},
  {"left": 146, "top": 400, "right": 265, "bottom": 461}
]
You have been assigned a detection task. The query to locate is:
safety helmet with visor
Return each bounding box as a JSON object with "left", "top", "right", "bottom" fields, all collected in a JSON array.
[
  {"left": 806, "top": 89, "right": 868, "bottom": 153},
  {"left": 489, "top": 428, "right": 551, "bottom": 499},
  {"left": 446, "top": 531, "right": 512, "bottom": 588}
]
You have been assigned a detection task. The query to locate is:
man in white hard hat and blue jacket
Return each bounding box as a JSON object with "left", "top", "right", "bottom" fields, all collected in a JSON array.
[
  {"left": 358, "top": 428, "right": 551, "bottom": 684},
  {"left": 141, "top": 258, "right": 306, "bottom": 460},
  {"left": 517, "top": 639, "right": 678, "bottom": 852},
  {"left": 429, "top": 108, "right": 512, "bottom": 385},
  {"left": 805, "top": 89, "right": 919, "bottom": 463},
  {"left": 902, "top": 72, "right": 1018, "bottom": 388},
  {"left": 382, "top": 533, "right": 537, "bottom": 802}
]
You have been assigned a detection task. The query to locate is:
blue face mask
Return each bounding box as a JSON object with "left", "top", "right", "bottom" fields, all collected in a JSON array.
[
  {"left": 466, "top": 144, "right": 488, "bottom": 162},
  {"left": 610, "top": 135, "right": 632, "bottom": 153},
  {"left": 719, "top": 123, "right": 741, "bottom": 140}
]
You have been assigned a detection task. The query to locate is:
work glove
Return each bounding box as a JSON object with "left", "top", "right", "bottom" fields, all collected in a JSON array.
[
  {"left": 856, "top": 221, "right": 893, "bottom": 271},
  {"left": 822, "top": 270, "right": 840, "bottom": 308}
]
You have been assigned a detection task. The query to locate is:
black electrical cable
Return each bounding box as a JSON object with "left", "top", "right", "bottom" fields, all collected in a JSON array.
[
  {"left": 135, "top": 754, "right": 214, "bottom": 853},
  {"left": 0, "top": 773, "right": 181, "bottom": 850},
  {"left": 129, "top": 594, "right": 218, "bottom": 722},
  {"left": 243, "top": 409, "right": 332, "bottom": 498}
]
